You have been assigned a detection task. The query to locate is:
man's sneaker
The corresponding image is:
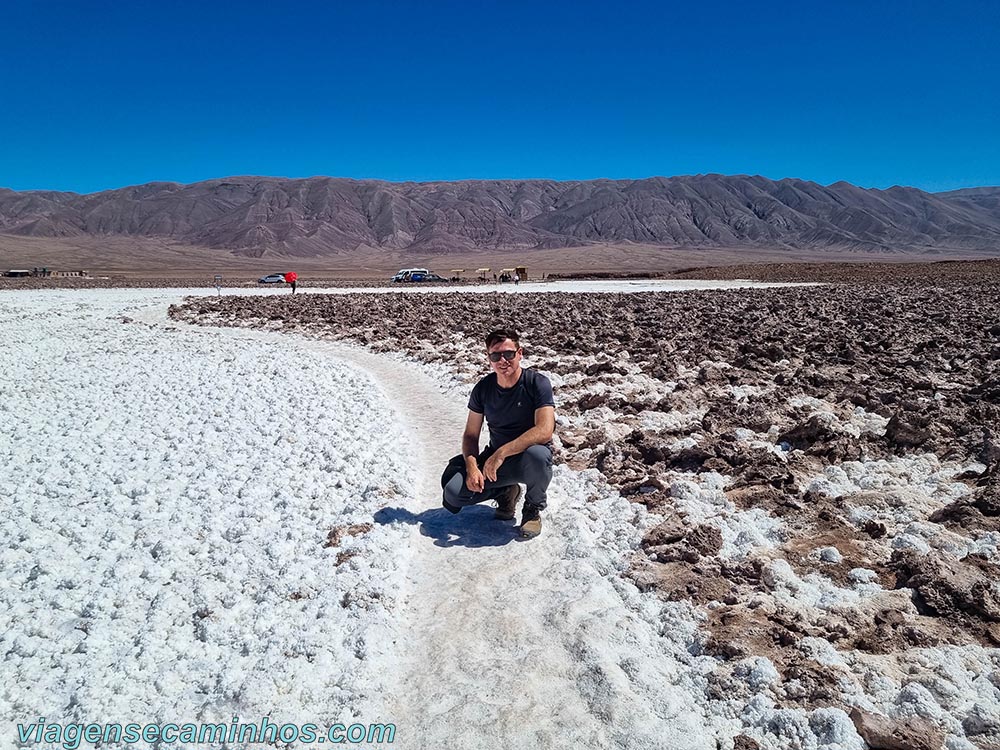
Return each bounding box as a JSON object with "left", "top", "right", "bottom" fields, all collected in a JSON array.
[
  {"left": 493, "top": 484, "right": 522, "bottom": 521},
  {"left": 519, "top": 505, "right": 542, "bottom": 538}
]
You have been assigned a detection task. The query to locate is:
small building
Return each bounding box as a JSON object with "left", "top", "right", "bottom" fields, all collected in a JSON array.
[
  {"left": 498, "top": 267, "right": 528, "bottom": 282},
  {"left": 3, "top": 270, "right": 31, "bottom": 278}
]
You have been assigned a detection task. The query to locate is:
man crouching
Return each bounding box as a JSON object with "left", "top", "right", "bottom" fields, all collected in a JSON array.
[{"left": 441, "top": 328, "right": 555, "bottom": 539}]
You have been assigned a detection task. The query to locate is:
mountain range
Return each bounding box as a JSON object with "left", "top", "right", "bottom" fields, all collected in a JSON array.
[{"left": 1, "top": 175, "right": 998, "bottom": 258}]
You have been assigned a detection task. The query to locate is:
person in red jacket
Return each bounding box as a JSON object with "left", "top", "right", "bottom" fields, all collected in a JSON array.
[{"left": 285, "top": 271, "right": 298, "bottom": 293}]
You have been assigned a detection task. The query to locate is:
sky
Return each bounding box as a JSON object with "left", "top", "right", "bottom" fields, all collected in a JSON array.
[{"left": 1, "top": 0, "right": 998, "bottom": 194}]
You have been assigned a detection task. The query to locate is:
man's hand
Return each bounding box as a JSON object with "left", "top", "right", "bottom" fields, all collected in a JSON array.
[
  {"left": 466, "top": 465, "right": 485, "bottom": 493},
  {"left": 483, "top": 451, "right": 506, "bottom": 482}
]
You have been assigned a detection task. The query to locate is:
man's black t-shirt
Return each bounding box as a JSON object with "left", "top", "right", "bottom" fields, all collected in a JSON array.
[{"left": 467, "top": 368, "right": 555, "bottom": 449}]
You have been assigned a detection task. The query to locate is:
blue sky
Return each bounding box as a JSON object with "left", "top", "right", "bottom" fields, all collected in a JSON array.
[{"left": 1, "top": 0, "right": 997, "bottom": 193}]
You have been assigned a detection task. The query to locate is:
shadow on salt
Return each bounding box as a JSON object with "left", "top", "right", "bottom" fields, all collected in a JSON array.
[{"left": 374, "top": 505, "right": 525, "bottom": 548}]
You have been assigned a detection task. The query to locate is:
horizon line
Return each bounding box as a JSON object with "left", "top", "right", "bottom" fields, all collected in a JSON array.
[{"left": 4, "top": 173, "right": 998, "bottom": 197}]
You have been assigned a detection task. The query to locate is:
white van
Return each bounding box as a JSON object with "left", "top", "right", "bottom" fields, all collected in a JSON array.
[{"left": 391, "top": 268, "right": 430, "bottom": 282}]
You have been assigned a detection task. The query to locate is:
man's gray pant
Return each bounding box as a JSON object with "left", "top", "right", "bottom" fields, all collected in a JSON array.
[{"left": 441, "top": 444, "right": 553, "bottom": 511}]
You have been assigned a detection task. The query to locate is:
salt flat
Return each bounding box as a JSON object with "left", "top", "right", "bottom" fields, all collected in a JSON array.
[{"left": 2, "top": 286, "right": 996, "bottom": 750}]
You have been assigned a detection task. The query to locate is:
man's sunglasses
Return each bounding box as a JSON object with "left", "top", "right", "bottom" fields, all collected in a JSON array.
[{"left": 488, "top": 350, "right": 519, "bottom": 362}]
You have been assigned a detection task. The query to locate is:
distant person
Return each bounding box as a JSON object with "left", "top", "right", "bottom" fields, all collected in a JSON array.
[
  {"left": 514, "top": 275, "right": 519, "bottom": 286},
  {"left": 285, "top": 271, "right": 298, "bottom": 293},
  {"left": 440, "top": 329, "right": 555, "bottom": 539}
]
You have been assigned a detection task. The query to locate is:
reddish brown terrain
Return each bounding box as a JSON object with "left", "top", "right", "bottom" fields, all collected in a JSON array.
[{"left": 3, "top": 232, "right": 977, "bottom": 288}]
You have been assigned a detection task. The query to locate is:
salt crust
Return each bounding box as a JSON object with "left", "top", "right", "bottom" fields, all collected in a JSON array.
[
  {"left": 2, "top": 292, "right": 414, "bottom": 745},
  {"left": 3, "top": 288, "right": 998, "bottom": 750}
]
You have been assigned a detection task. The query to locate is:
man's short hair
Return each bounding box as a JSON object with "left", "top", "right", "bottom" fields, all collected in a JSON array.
[{"left": 485, "top": 328, "right": 520, "bottom": 349}]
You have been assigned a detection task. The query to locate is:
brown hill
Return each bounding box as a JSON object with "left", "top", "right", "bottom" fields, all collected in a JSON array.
[{"left": 1, "top": 175, "right": 999, "bottom": 259}]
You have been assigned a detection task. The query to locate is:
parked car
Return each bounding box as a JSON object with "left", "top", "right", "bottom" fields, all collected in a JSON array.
[
  {"left": 391, "top": 268, "right": 430, "bottom": 282},
  {"left": 258, "top": 273, "right": 285, "bottom": 284},
  {"left": 416, "top": 273, "right": 447, "bottom": 282}
]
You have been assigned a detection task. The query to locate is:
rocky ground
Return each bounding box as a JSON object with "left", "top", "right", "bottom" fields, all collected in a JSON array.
[
  {"left": 668, "top": 257, "right": 1000, "bottom": 283},
  {"left": 171, "top": 263, "right": 1000, "bottom": 748}
]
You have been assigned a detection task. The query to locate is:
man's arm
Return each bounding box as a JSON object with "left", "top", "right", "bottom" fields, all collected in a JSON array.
[
  {"left": 489, "top": 406, "right": 555, "bottom": 460},
  {"left": 481, "top": 407, "right": 554, "bottom": 482},
  {"left": 462, "top": 410, "right": 485, "bottom": 465},
  {"left": 462, "top": 410, "right": 486, "bottom": 492}
]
